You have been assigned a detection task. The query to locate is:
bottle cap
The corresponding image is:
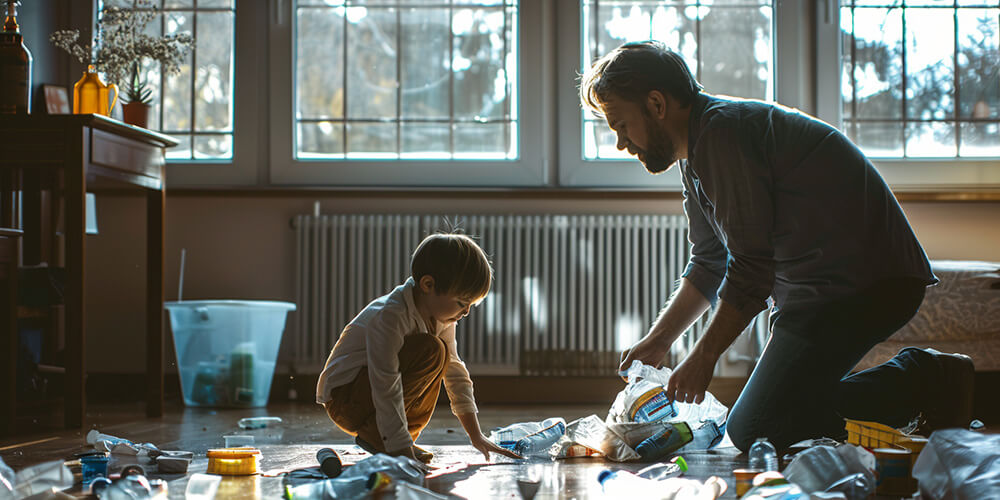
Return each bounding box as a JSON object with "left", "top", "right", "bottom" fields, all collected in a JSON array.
[
  {"left": 671, "top": 455, "right": 689, "bottom": 472},
  {"left": 366, "top": 471, "right": 393, "bottom": 491},
  {"left": 597, "top": 469, "right": 614, "bottom": 483}
]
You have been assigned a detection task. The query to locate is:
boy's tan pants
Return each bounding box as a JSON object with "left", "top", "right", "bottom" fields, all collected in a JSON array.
[{"left": 323, "top": 333, "right": 447, "bottom": 453}]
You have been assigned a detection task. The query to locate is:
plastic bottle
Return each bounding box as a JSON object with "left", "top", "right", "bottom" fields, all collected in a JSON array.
[
  {"left": 513, "top": 418, "right": 566, "bottom": 457},
  {"left": 677, "top": 420, "right": 725, "bottom": 452},
  {"left": 285, "top": 472, "right": 391, "bottom": 499},
  {"left": 748, "top": 438, "right": 779, "bottom": 472},
  {"left": 823, "top": 472, "right": 875, "bottom": 500},
  {"left": 184, "top": 474, "right": 221, "bottom": 500},
  {"left": 636, "top": 456, "right": 689, "bottom": 481},
  {"left": 238, "top": 416, "right": 282, "bottom": 429},
  {"left": 635, "top": 422, "right": 693, "bottom": 460},
  {"left": 625, "top": 379, "right": 677, "bottom": 423},
  {"left": 97, "top": 475, "right": 168, "bottom": 500},
  {"left": 597, "top": 469, "right": 656, "bottom": 496},
  {"left": 317, "top": 448, "right": 343, "bottom": 478},
  {"left": 338, "top": 453, "right": 425, "bottom": 486}
]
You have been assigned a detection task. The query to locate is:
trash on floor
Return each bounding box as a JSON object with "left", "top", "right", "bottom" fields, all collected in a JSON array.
[
  {"left": 184, "top": 474, "right": 221, "bottom": 500},
  {"left": 911, "top": 428, "right": 1000, "bottom": 500},
  {"left": 0, "top": 459, "right": 74, "bottom": 500},
  {"left": 206, "top": 448, "right": 262, "bottom": 475},
  {"left": 238, "top": 416, "right": 283, "bottom": 429},
  {"left": 597, "top": 467, "right": 726, "bottom": 499},
  {"left": 284, "top": 470, "right": 392, "bottom": 499},
  {"left": 782, "top": 444, "right": 875, "bottom": 499},
  {"left": 86, "top": 430, "right": 159, "bottom": 456},
  {"left": 337, "top": 453, "right": 427, "bottom": 486},
  {"left": 223, "top": 434, "right": 255, "bottom": 447},
  {"left": 489, "top": 417, "right": 566, "bottom": 458}
]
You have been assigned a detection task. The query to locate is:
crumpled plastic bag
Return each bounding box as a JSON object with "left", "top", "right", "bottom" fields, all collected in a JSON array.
[
  {"left": 606, "top": 361, "right": 728, "bottom": 452},
  {"left": 87, "top": 429, "right": 159, "bottom": 456},
  {"left": 0, "top": 460, "right": 74, "bottom": 499},
  {"left": 782, "top": 444, "right": 875, "bottom": 498},
  {"left": 558, "top": 414, "right": 639, "bottom": 462},
  {"left": 911, "top": 428, "right": 1000, "bottom": 500}
]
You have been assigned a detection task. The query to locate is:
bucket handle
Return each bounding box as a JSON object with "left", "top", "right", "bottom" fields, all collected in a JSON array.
[{"left": 195, "top": 306, "right": 209, "bottom": 321}]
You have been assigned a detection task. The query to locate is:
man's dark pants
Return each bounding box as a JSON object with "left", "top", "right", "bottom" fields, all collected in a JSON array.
[{"left": 727, "top": 277, "right": 936, "bottom": 452}]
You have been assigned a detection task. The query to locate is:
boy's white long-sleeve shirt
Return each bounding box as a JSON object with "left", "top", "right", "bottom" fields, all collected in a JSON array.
[{"left": 315, "top": 277, "right": 478, "bottom": 452}]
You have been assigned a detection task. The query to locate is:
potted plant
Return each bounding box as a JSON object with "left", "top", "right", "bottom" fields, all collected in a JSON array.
[
  {"left": 122, "top": 62, "right": 153, "bottom": 128},
  {"left": 50, "top": 0, "right": 193, "bottom": 126}
]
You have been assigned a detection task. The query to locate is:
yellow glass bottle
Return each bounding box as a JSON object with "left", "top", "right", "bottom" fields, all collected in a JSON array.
[{"left": 73, "top": 64, "right": 117, "bottom": 116}]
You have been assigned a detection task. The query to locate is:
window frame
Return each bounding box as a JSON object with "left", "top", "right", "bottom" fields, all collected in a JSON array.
[
  {"left": 156, "top": 0, "right": 259, "bottom": 186},
  {"left": 266, "top": 0, "right": 548, "bottom": 187}
]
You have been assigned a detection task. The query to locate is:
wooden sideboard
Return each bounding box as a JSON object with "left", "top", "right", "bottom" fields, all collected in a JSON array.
[{"left": 0, "top": 114, "right": 177, "bottom": 431}]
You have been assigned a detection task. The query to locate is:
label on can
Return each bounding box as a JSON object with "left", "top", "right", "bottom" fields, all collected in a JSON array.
[{"left": 875, "top": 447, "right": 913, "bottom": 496}]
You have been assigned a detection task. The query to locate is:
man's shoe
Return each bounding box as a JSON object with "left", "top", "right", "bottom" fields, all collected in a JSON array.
[{"left": 920, "top": 348, "right": 975, "bottom": 432}]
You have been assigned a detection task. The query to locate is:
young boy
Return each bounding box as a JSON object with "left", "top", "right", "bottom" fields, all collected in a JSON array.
[{"left": 316, "top": 233, "right": 520, "bottom": 463}]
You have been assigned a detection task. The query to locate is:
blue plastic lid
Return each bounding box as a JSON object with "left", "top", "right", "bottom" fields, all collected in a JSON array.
[{"left": 597, "top": 470, "right": 614, "bottom": 483}]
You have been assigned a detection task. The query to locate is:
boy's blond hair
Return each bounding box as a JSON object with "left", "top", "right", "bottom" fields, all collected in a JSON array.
[{"left": 411, "top": 233, "right": 492, "bottom": 300}]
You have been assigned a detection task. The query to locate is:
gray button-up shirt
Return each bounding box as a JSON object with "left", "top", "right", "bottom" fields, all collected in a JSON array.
[{"left": 680, "top": 93, "right": 936, "bottom": 317}]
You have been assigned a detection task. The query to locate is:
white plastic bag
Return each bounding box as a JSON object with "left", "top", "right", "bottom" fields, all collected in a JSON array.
[
  {"left": 608, "top": 361, "right": 728, "bottom": 427},
  {"left": 560, "top": 414, "right": 639, "bottom": 462},
  {"left": 912, "top": 429, "right": 1000, "bottom": 500}
]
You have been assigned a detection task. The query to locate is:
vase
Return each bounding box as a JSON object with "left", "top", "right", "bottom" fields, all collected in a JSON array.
[
  {"left": 122, "top": 101, "right": 151, "bottom": 128},
  {"left": 73, "top": 64, "right": 118, "bottom": 116}
]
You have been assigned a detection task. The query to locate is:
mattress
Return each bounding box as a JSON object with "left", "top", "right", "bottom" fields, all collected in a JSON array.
[{"left": 855, "top": 260, "right": 1000, "bottom": 372}]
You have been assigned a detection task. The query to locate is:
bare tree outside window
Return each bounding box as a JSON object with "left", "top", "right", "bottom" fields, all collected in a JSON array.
[
  {"left": 841, "top": 1, "right": 1000, "bottom": 159},
  {"left": 295, "top": 1, "right": 518, "bottom": 160},
  {"left": 581, "top": 1, "right": 774, "bottom": 161}
]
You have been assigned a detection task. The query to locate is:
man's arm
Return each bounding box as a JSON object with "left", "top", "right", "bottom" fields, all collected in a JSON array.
[
  {"left": 665, "top": 298, "right": 757, "bottom": 404},
  {"left": 619, "top": 277, "right": 712, "bottom": 372}
]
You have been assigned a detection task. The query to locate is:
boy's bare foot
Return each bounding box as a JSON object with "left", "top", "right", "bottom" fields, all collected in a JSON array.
[
  {"left": 356, "top": 436, "right": 433, "bottom": 464},
  {"left": 412, "top": 444, "right": 434, "bottom": 464}
]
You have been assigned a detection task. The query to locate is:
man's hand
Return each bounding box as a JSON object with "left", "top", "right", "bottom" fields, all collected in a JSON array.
[
  {"left": 665, "top": 346, "right": 717, "bottom": 404},
  {"left": 619, "top": 332, "right": 670, "bottom": 377},
  {"left": 469, "top": 433, "right": 522, "bottom": 462}
]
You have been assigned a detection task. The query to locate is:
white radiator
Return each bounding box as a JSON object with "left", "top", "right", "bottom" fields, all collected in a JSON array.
[{"left": 292, "top": 214, "right": 715, "bottom": 375}]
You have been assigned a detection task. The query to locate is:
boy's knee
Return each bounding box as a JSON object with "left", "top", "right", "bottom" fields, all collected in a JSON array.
[{"left": 726, "top": 416, "right": 755, "bottom": 453}]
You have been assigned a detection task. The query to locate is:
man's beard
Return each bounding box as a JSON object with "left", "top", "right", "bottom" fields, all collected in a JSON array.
[{"left": 637, "top": 110, "right": 677, "bottom": 174}]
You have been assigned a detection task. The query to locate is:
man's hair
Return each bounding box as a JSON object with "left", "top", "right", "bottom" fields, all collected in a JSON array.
[
  {"left": 580, "top": 40, "right": 703, "bottom": 116},
  {"left": 411, "top": 233, "right": 492, "bottom": 299}
]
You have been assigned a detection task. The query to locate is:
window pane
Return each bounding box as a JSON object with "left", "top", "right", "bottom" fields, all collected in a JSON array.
[
  {"left": 294, "top": 1, "right": 519, "bottom": 159},
  {"left": 194, "top": 133, "right": 233, "bottom": 159},
  {"left": 453, "top": 8, "right": 511, "bottom": 121},
  {"left": 165, "top": 135, "right": 191, "bottom": 160},
  {"left": 906, "top": 121, "right": 956, "bottom": 157},
  {"left": 957, "top": 9, "right": 999, "bottom": 119},
  {"left": 401, "top": 8, "right": 449, "bottom": 120},
  {"left": 698, "top": 6, "right": 773, "bottom": 100},
  {"left": 401, "top": 123, "right": 450, "bottom": 158},
  {"left": 297, "top": 7, "right": 345, "bottom": 120},
  {"left": 195, "top": 11, "right": 234, "bottom": 132},
  {"left": 841, "top": 7, "right": 854, "bottom": 120},
  {"left": 905, "top": 8, "right": 954, "bottom": 120},
  {"left": 960, "top": 122, "right": 1000, "bottom": 156},
  {"left": 856, "top": 121, "right": 903, "bottom": 157},
  {"left": 298, "top": 122, "right": 344, "bottom": 158},
  {"left": 580, "top": 1, "right": 774, "bottom": 160},
  {"left": 847, "top": 7, "right": 904, "bottom": 120},
  {"left": 346, "top": 122, "right": 397, "bottom": 158}
]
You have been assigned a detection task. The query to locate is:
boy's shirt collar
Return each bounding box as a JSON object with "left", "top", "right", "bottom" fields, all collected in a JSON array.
[{"left": 401, "top": 277, "right": 445, "bottom": 335}]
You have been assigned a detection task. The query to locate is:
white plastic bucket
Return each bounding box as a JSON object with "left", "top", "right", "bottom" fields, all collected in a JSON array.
[{"left": 165, "top": 300, "right": 296, "bottom": 408}]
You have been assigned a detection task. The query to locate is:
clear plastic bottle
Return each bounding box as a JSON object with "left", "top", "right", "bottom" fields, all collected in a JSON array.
[
  {"left": 634, "top": 422, "right": 693, "bottom": 460},
  {"left": 597, "top": 469, "right": 656, "bottom": 496},
  {"left": 513, "top": 418, "right": 566, "bottom": 457},
  {"left": 748, "top": 437, "right": 779, "bottom": 472},
  {"left": 285, "top": 472, "right": 390, "bottom": 499},
  {"left": 238, "top": 416, "right": 282, "bottom": 429},
  {"left": 338, "top": 453, "right": 425, "bottom": 486},
  {"left": 636, "top": 456, "right": 688, "bottom": 481}
]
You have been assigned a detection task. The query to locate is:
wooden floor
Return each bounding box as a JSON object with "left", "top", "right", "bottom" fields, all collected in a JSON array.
[{"left": 0, "top": 401, "right": 752, "bottom": 499}]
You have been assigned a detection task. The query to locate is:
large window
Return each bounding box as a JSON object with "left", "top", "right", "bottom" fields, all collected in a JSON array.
[
  {"left": 839, "top": 1, "right": 999, "bottom": 159},
  {"left": 294, "top": 1, "right": 518, "bottom": 161},
  {"left": 581, "top": 1, "right": 774, "bottom": 161},
  {"left": 106, "top": 0, "right": 235, "bottom": 161}
]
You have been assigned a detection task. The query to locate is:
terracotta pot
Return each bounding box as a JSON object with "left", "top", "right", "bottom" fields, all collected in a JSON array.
[{"left": 122, "top": 102, "right": 151, "bottom": 128}]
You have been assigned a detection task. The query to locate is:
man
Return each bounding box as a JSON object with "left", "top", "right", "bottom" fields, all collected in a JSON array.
[{"left": 580, "top": 41, "right": 974, "bottom": 451}]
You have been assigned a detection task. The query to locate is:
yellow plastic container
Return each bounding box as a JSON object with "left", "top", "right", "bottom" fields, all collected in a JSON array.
[
  {"left": 206, "top": 448, "right": 261, "bottom": 475},
  {"left": 844, "top": 419, "right": 924, "bottom": 450}
]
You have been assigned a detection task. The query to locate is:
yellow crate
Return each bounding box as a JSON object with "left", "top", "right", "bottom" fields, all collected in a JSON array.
[
  {"left": 844, "top": 419, "right": 923, "bottom": 450},
  {"left": 206, "top": 447, "right": 261, "bottom": 475}
]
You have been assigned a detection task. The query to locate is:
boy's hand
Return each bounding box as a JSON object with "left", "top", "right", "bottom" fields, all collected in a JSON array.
[{"left": 470, "top": 433, "right": 522, "bottom": 462}]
